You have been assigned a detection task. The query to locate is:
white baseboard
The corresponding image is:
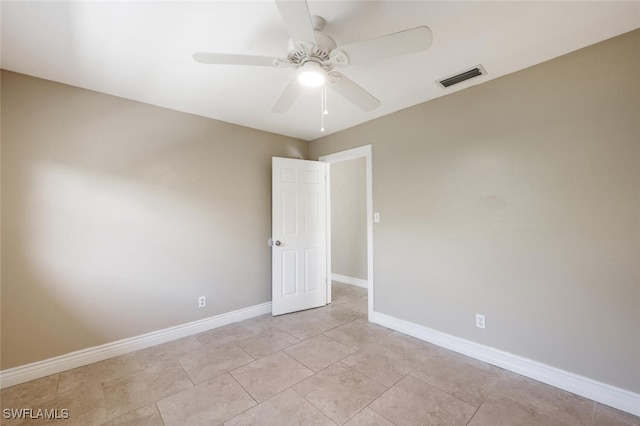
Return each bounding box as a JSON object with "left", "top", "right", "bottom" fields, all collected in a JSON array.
[
  {"left": 370, "top": 311, "right": 640, "bottom": 417},
  {"left": 331, "top": 273, "right": 368, "bottom": 288},
  {"left": 0, "top": 302, "right": 272, "bottom": 389}
]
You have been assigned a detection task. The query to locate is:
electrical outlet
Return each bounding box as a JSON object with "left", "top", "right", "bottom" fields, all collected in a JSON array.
[
  {"left": 374, "top": 212, "right": 380, "bottom": 223},
  {"left": 198, "top": 296, "right": 206, "bottom": 308},
  {"left": 476, "top": 313, "right": 485, "bottom": 329}
]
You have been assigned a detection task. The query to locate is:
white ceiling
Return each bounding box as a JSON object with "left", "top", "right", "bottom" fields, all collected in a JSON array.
[{"left": 2, "top": 1, "right": 639, "bottom": 141}]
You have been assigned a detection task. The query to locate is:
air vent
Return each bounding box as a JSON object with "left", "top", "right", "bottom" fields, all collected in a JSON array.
[{"left": 438, "top": 65, "right": 486, "bottom": 88}]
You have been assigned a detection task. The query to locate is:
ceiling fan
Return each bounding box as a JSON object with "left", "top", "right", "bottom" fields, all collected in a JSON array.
[{"left": 193, "top": 1, "right": 432, "bottom": 113}]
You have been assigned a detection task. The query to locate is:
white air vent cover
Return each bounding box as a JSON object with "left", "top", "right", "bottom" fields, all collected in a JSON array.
[{"left": 437, "top": 65, "right": 487, "bottom": 88}]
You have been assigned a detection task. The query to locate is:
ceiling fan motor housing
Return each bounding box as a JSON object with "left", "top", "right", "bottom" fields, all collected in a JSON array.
[{"left": 287, "top": 29, "right": 337, "bottom": 71}]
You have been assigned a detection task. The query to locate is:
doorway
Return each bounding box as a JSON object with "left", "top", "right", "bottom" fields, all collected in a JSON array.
[{"left": 320, "top": 145, "right": 373, "bottom": 317}]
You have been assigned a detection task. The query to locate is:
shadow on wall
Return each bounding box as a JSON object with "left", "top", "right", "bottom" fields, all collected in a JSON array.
[{"left": 1, "top": 71, "right": 307, "bottom": 369}]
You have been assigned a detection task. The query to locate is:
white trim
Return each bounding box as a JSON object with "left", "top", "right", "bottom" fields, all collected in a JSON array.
[
  {"left": 325, "top": 164, "right": 332, "bottom": 304},
  {"left": 319, "top": 145, "right": 374, "bottom": 320},
  {"left": 370, "top": 311, "right": 640, "bottom": 417},
  {"left": 331, "top": 273, "right": 368, "bottom": 289},
  {"left": 0, "top": 302, "right": 272, "bottom": 389}
]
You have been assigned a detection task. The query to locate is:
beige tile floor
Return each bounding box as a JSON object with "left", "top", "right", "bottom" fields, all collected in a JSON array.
[{"left": 2, "top": 282, "right": 639, "bottom": 426}]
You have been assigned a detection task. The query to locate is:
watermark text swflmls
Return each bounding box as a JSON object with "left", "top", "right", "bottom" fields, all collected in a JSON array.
[{"left": 3, "top": 408, "right": 69, "bottom": 420}]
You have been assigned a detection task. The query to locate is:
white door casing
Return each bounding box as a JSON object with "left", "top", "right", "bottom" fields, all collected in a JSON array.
[
  {"left": 319, "top": 145, "right": 373, "bottom": 318},
  {"left": 272, "top": 157, "right": 327, "bottom": 316}
]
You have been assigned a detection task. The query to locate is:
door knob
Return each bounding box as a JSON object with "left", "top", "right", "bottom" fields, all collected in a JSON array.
[{"left": 274, "top": 240, "right": 282, "bottom": 246}]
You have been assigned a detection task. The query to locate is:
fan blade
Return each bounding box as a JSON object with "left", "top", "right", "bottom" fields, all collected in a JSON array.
[
  {"left": 192, "top": 52, "right": 286, "bottom": 67},
  {"left": 271, "top": 79, "right": 303, "bottom": 113},
  {"left": 275, "top": 0, "right": 317, "bottom": 44},
  {"left": 328, "top": 72, "right": 380, "bottom": 112},
  {"left": 333, "top": 26, "right": 432, "bottom": 66}
]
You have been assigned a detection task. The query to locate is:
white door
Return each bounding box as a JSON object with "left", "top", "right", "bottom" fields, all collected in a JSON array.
[{"left": 272, "top": 157, "right": 327, "bottom": 316}]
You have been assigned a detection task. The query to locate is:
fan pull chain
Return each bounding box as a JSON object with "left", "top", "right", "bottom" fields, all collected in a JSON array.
[
  {"left": 320, "top": 85, "right": 328, "bottom": 132},
  {"left": 320, "top": 86, "right": 325, "bottom": 132},
  {"left": 323, "top": 85, "right": 329, "bottom": 116}
]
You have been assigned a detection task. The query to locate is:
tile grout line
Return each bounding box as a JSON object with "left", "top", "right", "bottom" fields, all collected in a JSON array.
[
  {"left": 152, "top": 402, "right": 166, "bottom": 426},
  {"left": 367, "top": 404, "right": 398, "bottom": 426},
  {"left": 288, "top": 385, "right": 337, "bottom": 424},
  {"left": 223, "top": 372, "right": 259, "bottom": 424},
  {"left": 466, "top": 400, "right": 484, "bottom": 425},
  {"left": 288, "top": 376, "right": 335, "bottom": 423},
  {"left": 115, "top": 358, "right": 197, "bottom": 423},
  {"left": 406, "top": 367, "right": 478, "bottom": 408}
]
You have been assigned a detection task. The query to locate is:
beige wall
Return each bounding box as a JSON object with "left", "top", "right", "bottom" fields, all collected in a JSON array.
[
  {"left": 310, "top": 29, "right": 640, "bottom": 393},
  {"left": 330, "top": 157, "right": 367, "bottom": 280},
  {"left": 1, "top": 70, "right": 306, "bottom": 369}
]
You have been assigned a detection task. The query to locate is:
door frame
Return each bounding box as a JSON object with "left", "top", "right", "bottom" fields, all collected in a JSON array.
[{"left": 319, "top": 145, "right": 374, "bottom": 318}]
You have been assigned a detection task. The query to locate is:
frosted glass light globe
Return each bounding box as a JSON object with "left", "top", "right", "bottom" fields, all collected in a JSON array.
[{"left": 297, "top": 61, "right": 326, "bottom": 87}]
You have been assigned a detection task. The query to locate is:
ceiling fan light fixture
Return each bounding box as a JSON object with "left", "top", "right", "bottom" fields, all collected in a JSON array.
[{"left": 297, "top": 61, "right": 326, "bottom": 87}]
